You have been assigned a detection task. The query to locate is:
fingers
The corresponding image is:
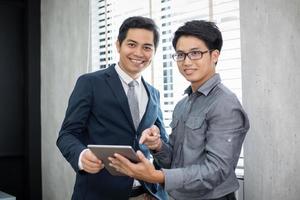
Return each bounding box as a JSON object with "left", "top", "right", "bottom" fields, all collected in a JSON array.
[
  {"left": 144, "top": 134, "right": 160, "bottom": 143},
  {"left": 81, "top": 149, "right": 104, "bottom": 174},
  {"left": 139, "top": 132, "right": 161, "bottom": 151},
  {"left": 108, "top": 154, "right": 133, "bottom": 177},
  {"left": 139, "top": 128, "right": 161, "bottom": 151},
  {"left": 146, "top": 139, "right": 161, "bottom": 150},
  {"left": 112, "top": 153, "right": 131, "bottom": 165},
  {"left": 150, "top": 125, "right": 160, "bottom": 136},
  {"left": 140, "top": 125, "right": 160, "bottom": 144},
  {"left": 109, "top": 152, "right": 158, "bottom": 183},
  {"left": 139, "top": 129, "right": 148, "bottom": 144},
  {"left": 136, "top": 150, "right": 148, "bottom": 163}
]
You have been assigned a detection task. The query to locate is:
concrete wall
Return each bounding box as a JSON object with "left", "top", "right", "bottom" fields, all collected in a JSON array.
[
  {"left": 41, "top": 1, "right": 89, "bottom": 199},
  {"left": 40, "top": 0, "right": 300, "bottom": 199},
  {"left": 240, "top": 0, "right": 300, "bottom": 200}
]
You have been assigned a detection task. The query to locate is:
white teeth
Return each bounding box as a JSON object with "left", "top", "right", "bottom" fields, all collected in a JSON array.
[{"left": 131, "top": 59, "right": 143, "bottom": 64}]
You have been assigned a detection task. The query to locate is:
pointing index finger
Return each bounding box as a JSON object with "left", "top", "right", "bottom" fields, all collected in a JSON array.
[{"left": 139, "top": 133, "right": 147, "bottom": 144}]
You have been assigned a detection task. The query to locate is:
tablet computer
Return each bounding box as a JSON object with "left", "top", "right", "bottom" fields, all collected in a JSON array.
[{"left": 87, "top": 144, "right": 139, "bottom": 176}]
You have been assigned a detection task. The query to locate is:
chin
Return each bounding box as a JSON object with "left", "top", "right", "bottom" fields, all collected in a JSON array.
[
  {"left": 184, "top": 74, "right": 195, "bottom": 81},
  {"left": 136, "top": 65, "right": 148, "bottom": 71}
]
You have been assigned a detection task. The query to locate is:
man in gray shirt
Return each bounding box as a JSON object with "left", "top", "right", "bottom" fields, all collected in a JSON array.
[{"left": 109, "top": 20, "right": 250, "bottom": 200}]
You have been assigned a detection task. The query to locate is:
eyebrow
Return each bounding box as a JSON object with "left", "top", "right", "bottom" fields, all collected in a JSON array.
[
  {"left": 126, "top": 39, "right": 137, "bottom": 43},
  {"left": 126, "top": 39, "right": 154, "bottom": 47},
  {"left": 176, "top": 48, "right": 201, "bottom": 52}
]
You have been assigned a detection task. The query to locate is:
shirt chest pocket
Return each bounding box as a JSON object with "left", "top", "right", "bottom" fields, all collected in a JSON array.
[{"left": 184, "top": 115, "right": 207, "bottom": 149}]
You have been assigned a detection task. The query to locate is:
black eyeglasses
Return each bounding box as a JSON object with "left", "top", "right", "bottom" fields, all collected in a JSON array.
[{"left": 172, "top": 50, "right": 212, "bottom": 62}]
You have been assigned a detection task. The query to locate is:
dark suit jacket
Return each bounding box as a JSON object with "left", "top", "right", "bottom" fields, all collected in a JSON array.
[{"left": 57, "top": 64, "right": 169, "bottom": 200}]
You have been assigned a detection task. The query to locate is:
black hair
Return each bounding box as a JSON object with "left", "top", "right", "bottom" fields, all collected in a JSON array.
[
  {"left": 172, "top": 20, "right": 223, "bottom": 52},
  {"left": 117, "top": 16, "right": 160, "bottom": 50}
]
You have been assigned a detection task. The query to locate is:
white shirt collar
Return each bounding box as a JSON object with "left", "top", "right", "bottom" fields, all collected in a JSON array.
[{"left": 115, "top": 63, "right": 142, "bottom": 85}]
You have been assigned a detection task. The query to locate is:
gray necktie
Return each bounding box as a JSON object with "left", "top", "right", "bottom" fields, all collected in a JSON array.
[{"left": 127, "top": 81, "right": 140, "bottom": 130}]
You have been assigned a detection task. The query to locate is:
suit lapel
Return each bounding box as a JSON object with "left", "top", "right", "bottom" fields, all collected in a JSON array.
[
  {"left": 105, "top": 65, "right": 135, "bottom": 130},
  {"left": 104, "top": 66, "right": 158, "bottom": 133},
  {"left": 138, "top": 78, "right": 157, "bottom": 133}
]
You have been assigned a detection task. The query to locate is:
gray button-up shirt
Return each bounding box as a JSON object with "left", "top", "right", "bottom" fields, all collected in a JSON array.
[{"left": 153, "top": 74, "right": 250, "bottom": 200}]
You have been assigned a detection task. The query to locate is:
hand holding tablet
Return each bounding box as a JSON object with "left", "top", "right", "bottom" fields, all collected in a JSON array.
[{"left": 88, "top": 145, "right": 139, "bottom": 176}]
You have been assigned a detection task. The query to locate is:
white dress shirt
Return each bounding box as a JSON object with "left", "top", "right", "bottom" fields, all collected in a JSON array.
[{"left": 115, "top": 64, "right": 148, "bottom": 188}]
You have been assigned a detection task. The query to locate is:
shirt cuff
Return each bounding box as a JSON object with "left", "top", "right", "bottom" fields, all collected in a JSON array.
[
  {"left": 78, "top": 148, "right": 89, "bottom": 170},
  {"left": 162, "top": 168, "right": 184, "bottom": 191},
  {"left": 152, "top": 141, "right": 168, "bottom": 156}
]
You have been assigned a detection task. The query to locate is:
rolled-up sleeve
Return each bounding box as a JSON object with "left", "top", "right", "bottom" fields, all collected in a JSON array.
[{"left": 152, "top": 141, "right": 173, "bottom": 168}]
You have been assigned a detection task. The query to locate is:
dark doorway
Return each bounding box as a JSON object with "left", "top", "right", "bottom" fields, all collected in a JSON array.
[{"left": 0, "top": 0, "right": 41, "bottom": 199}]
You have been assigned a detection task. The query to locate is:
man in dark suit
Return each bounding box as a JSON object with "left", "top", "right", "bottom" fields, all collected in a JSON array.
[{"left": 56, "top": 16, "right": 168, "bottom": 200}]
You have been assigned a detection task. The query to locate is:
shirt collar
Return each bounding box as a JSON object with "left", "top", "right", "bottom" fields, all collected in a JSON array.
[
  {"left": 115, "top": 63, "right": 142, "bottom": 85},
  {"left": 184, "top": 73, "right": 221, "bottom": 96}
]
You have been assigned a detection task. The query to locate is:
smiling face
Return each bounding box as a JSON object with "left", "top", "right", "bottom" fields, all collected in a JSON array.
[
  {"left": 175, "top": 35, "right": 219, "bottom": 92},
  {"left": 116, "top": 28, "right": 155, "bottom": 79}
]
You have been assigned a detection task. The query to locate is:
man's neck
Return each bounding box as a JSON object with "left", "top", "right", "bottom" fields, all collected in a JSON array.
[{"left": 118, "top": 62, "right": 141, "bottom": 80}]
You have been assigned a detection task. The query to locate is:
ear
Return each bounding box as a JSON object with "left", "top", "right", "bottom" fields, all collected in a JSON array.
[
  {"left": 211, "top": 49, "right": 220, "bottom": 64},
  {"left": 115, "top": 40, "right": 121, "bottom": 53}
]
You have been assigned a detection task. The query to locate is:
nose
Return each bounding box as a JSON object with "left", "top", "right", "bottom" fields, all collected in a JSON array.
[
  {"left": 183, "top": 55, "right": 193, "bottom": 65},
  {"left": 133, "top": 47, "right": 144, "bottom": 57}
]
